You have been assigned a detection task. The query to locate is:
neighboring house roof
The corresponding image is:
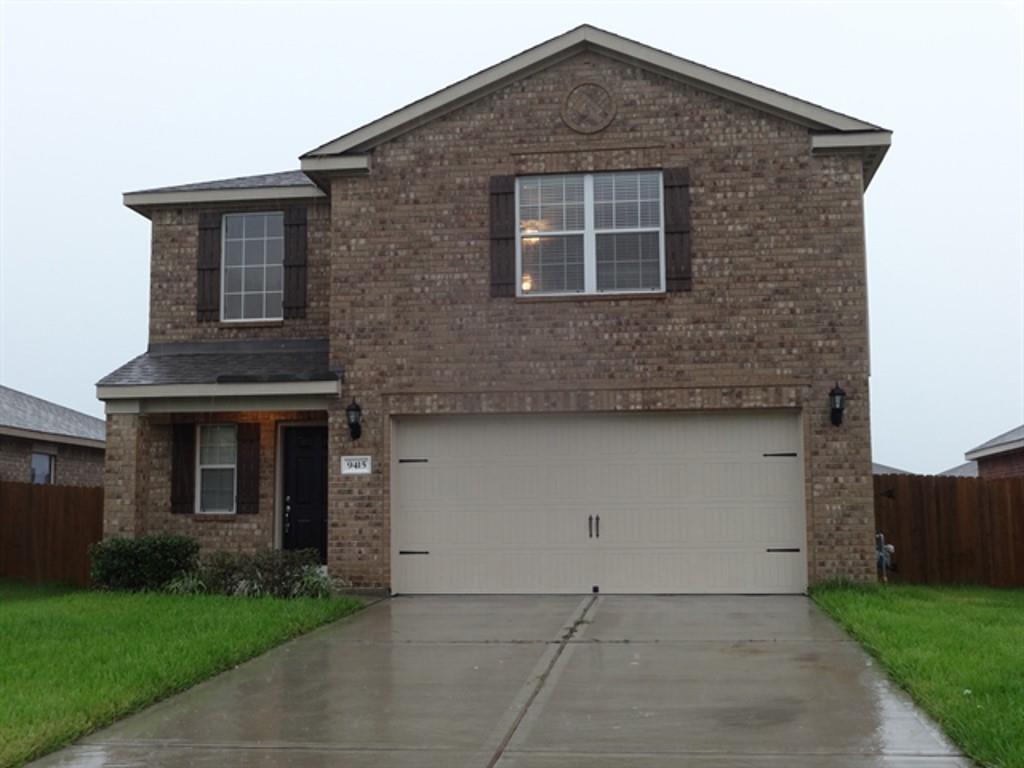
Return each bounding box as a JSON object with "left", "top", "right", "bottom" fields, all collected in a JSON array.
[
  {"left": 965, "top": 424, "right": 1024, "bottom": 461},
  {"left": 938, "top": 461, "right": 979, "bottom": 478},
  {"left": 872, "top": 462, "right": 910, "bottom": 475},
  {"left": 97, "top": 339, "right": 340, "bottom": 400},
  {"left": 124, "top": 171, "right": 324, "bottom": 210},
  {"left": 0, "top": 385, "right": 105, "bottom": 448},
  {"left": 302, "top": 25, "right": 890, "bottom": 185},
  {"left": 125, "top": 25, "right": 891, "bottom": 213}
]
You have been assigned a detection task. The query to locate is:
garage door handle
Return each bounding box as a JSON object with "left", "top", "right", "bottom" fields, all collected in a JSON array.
[
  {"left": 588, "top": 515, "right": 593, "bottom": 538},
  {"left": 766, "top": 547, "right": 801, "bottom": 553},
  {"left": 595, "top": 514, "right": 600, "bottom": 538}
]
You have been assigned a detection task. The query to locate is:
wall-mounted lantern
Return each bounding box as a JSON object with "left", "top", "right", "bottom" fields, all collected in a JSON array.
[
  {"left": 829, "top": 383, "right": 846, "bottom": 427},
  {"left": 345, "top": 399, "right": 363, "bottom": 440}
]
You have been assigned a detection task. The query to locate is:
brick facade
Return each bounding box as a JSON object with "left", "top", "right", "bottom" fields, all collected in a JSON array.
[
  {"left": 0, "top": 434, "right": 104, "bottom": 487},
  {"left": 148, "top": 201, "right": 331, "bottom": 344},
  {"left": 978, "top": 449, "right": 1024, "bottom": 480},
  {"left": 105, "top": 50, "right": 877, "bottom": 589},
  {"left": 104, "top": 410, "right": 323, "bottom": 554}
]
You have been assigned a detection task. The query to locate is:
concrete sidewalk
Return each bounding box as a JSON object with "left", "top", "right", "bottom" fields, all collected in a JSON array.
[{"left": 32, "top": 595, "right": 970, "bottom": 767}]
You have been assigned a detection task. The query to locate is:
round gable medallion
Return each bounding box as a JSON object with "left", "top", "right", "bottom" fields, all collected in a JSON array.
[{"left": 562, "top": 83, "right": 615, "bottom": 134}]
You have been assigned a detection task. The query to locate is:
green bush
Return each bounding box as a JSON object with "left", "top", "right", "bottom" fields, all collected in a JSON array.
[
  {"left": 90, "top": 535, "right": 200, "bottom": 591},
  {"left": 185, "top": 549, "right": 330, "bottom": 598},
  {"left": 164, "top": 571, "right": 207, "bottom": 595}
]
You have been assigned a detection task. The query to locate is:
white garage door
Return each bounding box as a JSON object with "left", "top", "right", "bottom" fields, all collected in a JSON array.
[{"left": 391, "top": 412, "right": 806, "bottom": 594}]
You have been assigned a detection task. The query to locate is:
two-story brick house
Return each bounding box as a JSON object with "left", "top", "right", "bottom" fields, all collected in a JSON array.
[{"left": 98, "top": 26, "right": 890, "bottom": 594}]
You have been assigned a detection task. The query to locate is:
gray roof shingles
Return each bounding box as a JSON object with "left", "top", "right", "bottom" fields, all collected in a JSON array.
[
  {"left": 128, "top": 170, "right": 316, "bottom": 196},
  {"left": 0, "top": 386, "right": 105, "bottom": 443},
  {"left": 966, "top": 424, "right": 1024, "bottom": 457},
  {"left": 872, "top": 462, "right": 910, "bottom": 475},
  {"left": 98, "top": 339, "right": 339, "bottom": 388},
  {"left": 938, "top": 461, "right": 979, "bottom": 478}
]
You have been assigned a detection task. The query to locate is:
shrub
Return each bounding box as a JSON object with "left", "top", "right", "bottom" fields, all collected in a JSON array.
[
  {"left": 189, "top": 549, "right": 331, "bottom": 598},
  {"left": 90, "top": 535, "right": 200, "bottom": 591},
  {"left": 164, "top": 571, "right": 207, "bottom": 595}
]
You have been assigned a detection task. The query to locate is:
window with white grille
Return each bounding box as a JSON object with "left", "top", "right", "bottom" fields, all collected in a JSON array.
[
  {"left": 197, "top": 424, "right": 237, "bottom": 513},
  {"left": 516, "top": 171, "right": 663, "bottom": 296},
  {"left": 221, "top": 212, "right": 284, "bottom": 321}
]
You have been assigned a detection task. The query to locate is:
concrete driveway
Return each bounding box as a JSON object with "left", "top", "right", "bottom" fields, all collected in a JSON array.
[{"left": 34, "top": 596, "right": 970, "bottom": 767}]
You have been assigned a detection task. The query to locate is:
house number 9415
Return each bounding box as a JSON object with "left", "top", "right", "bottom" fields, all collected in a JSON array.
[{"left": 341, "top": 456, "right": 372, "bottom": 475}]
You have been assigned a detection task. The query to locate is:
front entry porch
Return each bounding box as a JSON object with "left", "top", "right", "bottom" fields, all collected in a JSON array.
[{"left": 100, "top": 408, "right": 331, "bottom": 562}]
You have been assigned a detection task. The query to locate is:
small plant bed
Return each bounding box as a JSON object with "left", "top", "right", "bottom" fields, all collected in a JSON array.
[
  {"left": 812, "top": 583, "right": 1024, "bottom": 768},
  {"left": 0, "top": 579, "right": 362, "bottom": 768}
]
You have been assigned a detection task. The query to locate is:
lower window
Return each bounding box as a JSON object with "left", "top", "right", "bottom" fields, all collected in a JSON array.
[
  {"left": 30, "top": 452, "right": 55, "bottom": 484},
  {"left": 197, "top": 424, "right": 237, "bottom": 513}
]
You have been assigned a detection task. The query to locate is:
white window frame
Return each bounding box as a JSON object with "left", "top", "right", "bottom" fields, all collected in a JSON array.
[
  {"left": 220, "top": 211, "right": 285, "bottom": 323},
  {"left": 195, "top": 424, "right": 238, "bottom": 515},
  {"left": 515, "top": 171, "right": 665, "bottom": 298}
]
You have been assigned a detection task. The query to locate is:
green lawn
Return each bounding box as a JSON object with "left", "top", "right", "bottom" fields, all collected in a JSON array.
[
  {"left": 0, "top": 580, "right": 361, "bottom": 768},
  {"left": 812, "top": 583, "right": 1024, "bottom": 768}
]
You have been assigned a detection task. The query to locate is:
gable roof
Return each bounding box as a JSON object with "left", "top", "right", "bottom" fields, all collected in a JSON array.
[
  {"left": 302, "top": 24, "right": 891, "bottom": 185},
  {"left": 965, "top": 424, "right": 1024, "bottom": 461},
  {"left": 0, "top": 385, "right": 105, "bottom": 448}
]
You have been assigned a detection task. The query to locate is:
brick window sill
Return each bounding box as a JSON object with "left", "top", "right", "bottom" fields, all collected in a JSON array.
[
  {"left": 191, "top": 513, "right": 245, "bottom": 522},
  {"left": 217, "top": 321, "right": 285, "bottom": 329}
]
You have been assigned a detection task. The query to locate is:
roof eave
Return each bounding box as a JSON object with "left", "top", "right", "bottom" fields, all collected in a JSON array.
[
  {"left": 97, "top": 380, "right": 341, "bottom": 401},
  {"left": 123, "top": 185, "right": 328, "bottom": 217},
  {"left": 965, "top": 439, "right": 1024, "bottom": 462},
  {"left": 0, "top": 425, "right": 105, "bottom": 450},
  {"left": 810, "top": 130, "right": 892, "bottom": 190}
]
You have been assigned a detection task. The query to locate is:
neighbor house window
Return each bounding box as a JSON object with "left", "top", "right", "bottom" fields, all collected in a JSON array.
[
  {"left": 197, "top": 425, "right": 236, "bottom": 513},
  {"left": 517, "top": 171, "right": 663, "bottom": 296},
  {"left": 30, "top": 452, "right": 55, "bottom": 484},
  {"left": 222, "top": 212, "right": 284, "bottom": 321}
]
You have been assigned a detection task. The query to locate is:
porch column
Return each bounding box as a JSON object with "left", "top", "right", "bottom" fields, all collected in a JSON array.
[{"left": 102, "top": 411, "right": 149, "bottom": 538}]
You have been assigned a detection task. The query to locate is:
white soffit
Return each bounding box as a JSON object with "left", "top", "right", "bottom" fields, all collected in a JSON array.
[
  {"left": 123, "top": 185, "right": 326, "bottom": 209},
  {"left": 97, "top": 380, "right": 340, "bottom": 401}
]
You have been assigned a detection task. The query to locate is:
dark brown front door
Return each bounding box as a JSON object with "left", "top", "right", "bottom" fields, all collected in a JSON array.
[{"left": 283, "top": 426, "right": 328, "bottom": 564}]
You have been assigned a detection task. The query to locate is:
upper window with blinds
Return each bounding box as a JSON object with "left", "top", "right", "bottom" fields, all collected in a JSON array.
[{"left": 516, "top": 171, "right": 664, "bottom": 296}]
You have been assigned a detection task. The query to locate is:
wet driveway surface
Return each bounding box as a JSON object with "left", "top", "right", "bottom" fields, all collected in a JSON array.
[{"left": 34, "top": 596, "right": 970, "bottom": 767}]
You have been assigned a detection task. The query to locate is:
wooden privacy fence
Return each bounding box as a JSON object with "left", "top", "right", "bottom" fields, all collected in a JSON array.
[
  {"left": 874, "top": 474, "right": 1024, "bottom": 587},
  {"left": 0, "top": 481, "right": 103, "bottom": 587}
]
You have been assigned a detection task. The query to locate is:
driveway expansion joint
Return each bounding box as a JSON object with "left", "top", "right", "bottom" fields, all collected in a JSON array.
[{"left": 484, "top": 595, "right": 598, "bottom": 768}]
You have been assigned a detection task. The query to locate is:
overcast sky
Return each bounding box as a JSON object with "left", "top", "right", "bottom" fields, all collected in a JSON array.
[{"left": 1, "top": 1, "right": 1021, "bottom": 473}]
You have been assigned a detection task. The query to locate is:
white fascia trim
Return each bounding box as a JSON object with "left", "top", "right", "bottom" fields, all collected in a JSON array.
[
  {"left": 965, "top": 439, "right": 1024, "bottom": 462},
  {"left": 304, "top": 25, "right": 881, "bottom": 159},
  {"left": 97, "top": 380, "right": 340, "bottom": 401},
  {"left": 811, "top": 131, "right": 892, "bottom": 152},
  {"left": 298, "top": 155, "right": 371, "bottom": 173},
  {"left": 0, "top": 425, "right": 105, "bottom": 450},
  {"left": 123, "top": 186, "right": 326, "bottom": 209}
]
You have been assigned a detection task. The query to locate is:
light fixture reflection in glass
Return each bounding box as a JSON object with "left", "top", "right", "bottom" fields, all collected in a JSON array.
[{"left": 521, "top": 273, "right": 533, "bottom": 293}]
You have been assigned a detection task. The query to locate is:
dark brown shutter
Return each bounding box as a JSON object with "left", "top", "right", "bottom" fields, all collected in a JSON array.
[
  {"left": 489, "top": 176, "right": 516, "bottom": 297},
  {"left": 663, "top": 168, "right": 693, "bottom": 292},
  {"left": 283, "top": 207, "right": 308, "bottom": 319},
  {"left": 197, "top": 212, "right": 222, "bottom": 321},
  {"left": 235, "top": 423, "right": 260, "bottom": 515},
  {"left": 171, "top": 423, "right": 196, "bottom": 514}
]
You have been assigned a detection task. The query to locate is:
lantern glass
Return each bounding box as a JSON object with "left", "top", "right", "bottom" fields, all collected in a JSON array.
[
  {"left": 345, "top": 401, "right": 362, "bottom": 427},
  {"left": 829, "top": 385, "right": 846, "bottom": 411}
]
